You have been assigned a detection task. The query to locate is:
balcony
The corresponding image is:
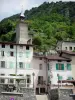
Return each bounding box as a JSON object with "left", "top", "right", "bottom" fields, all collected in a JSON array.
[{"left": 37, "top": 80, "right": 46, "bottom": 85}]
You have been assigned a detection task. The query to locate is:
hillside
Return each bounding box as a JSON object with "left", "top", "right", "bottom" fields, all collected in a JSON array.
[{"left": 0, "top": 1, "right": 75, "bottom": 52}]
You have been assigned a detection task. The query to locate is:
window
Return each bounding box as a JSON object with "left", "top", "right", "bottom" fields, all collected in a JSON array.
[
  {"left": 26, "top": 75, "right": 31, "bottom": 83},
  {"left": 38, "top": 76, "right": 43, "bottom": 84},
  {"left": 19, "top": 62, "right": 23, "bottom": 69},
  {"left": 18, "top": 74, "right": 24, "bottom": 83},
  {"left": 67, "top": 76, "right": 72, "bottom": 80},
  {"left": 39, "top": 64, "right": 42, "bottom": 70},
  {"left": 65, "top": 47, "right": 67, "bottom": 50},
  {"left": 9, "top": 62, "right": 14, "bottom": 68},
  {"left": 40, "top": 58, "right": 42, "bottom": 60},
  {"left": 8, "top": 74, "right": 14, "bottom": 83},
  {"left": 56, "top": 63, "right": 64, "bottom": 70},
  {"left": 10, "top": 52, "right": 14, "bottom": 56},
  {"left": 1, "top": 51, "right": 4, "bottom": 56},
  {"left": 19, "top": 52, "right": 23, "bottom": 57},
  {"left": 67, "top": 64, "right": 71, "bottom": 70},
  {"left": 26, "top": 51, "right": 30, "bottom": 58},
  {"left": 1, "top": 61, "right": 5, "bottom": 68},
  {"left": 48, "top": 76, "right": 50, "bottom": 83},
  {"left": 0, "top": 74, "right": 5, "bottom": 83},
  {"left": 26, "top": 46, "right": 29, "bottom": 50},
  {"left": 20, "top": 45, "right": 23, "bottom": 49},
  {"left": 2, "top": 44, "right": 5, "bottom": 48},
  {"left": 26, "top": 63, "right": 30, "bottom": 69},
  {"left": 47, "top": 63, "right": 49, "bottom": 70},
  {"left": 10, "top": 45, "right": 13, "bottom": 49},
  {"left": 69, "top": 47, "right": 72, "bottom": 50}
]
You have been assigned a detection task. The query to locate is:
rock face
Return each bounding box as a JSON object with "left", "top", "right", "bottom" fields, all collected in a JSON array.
[
  {"left": 0, "top": 86, "right": 36, "bottom": 100},
  {"left": 48, "top": 88, "right": 74, "bottom": 100}
]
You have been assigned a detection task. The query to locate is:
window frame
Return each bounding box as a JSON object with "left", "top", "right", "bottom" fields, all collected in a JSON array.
[{"left": 1, "top": 61, "right": 5, "bottom": 68}]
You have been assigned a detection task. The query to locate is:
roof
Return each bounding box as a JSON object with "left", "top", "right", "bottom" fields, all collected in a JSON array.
[
  {"left": 59, "top": 50, "right": 75, "bottom": 56},
  {"left": 45, "top": 55, "right": 71, "bottom": 61},
  {"left": 33, "top": 53, "right": 71, "bottom": 61},
  {"left": 58, "top": 41, "right": 75, "bottom": 43},
  {"left": 0, "top": 42, "right": 33, "bottom": 46}
]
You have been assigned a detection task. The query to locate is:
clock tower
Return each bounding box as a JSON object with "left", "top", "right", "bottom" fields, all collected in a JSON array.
[{"left": 16, "top": 9, "right": 31, "bottom": 44}]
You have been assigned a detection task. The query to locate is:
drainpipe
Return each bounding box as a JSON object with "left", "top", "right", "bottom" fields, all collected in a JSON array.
[{"left": 15, "top": 45, "right": 17, "bottom": 76}]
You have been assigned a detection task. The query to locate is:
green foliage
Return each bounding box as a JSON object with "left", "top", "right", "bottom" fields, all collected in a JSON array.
[{"left": 0, "top": 1, "right": 75, "bottom": 52}]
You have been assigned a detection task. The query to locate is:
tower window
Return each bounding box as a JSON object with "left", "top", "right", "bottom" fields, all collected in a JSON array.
[
  {"left": 10, "top": 45, "right": 13, "bottom": 49},
  {"left": 2, "top": 44, "right": 5, "bottom": 48},
  {"left": 10, "top": 52, "right": 14, "bottom": 56},
  {"left": 1, "top": 51, "right": 4, "bottom": 56},
  {"left": 26, "top": 46, "right": 29, "bottom": 50}
]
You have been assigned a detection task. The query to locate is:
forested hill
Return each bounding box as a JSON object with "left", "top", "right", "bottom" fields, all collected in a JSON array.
[{"left": 0, "top": 1, "right": 75, "bottom": 52}]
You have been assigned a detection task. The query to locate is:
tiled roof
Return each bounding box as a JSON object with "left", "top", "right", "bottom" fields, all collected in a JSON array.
[
  {"left": 0, "top": 42, "right": 33, "bottom": 46},
  {"left": 45, "top": 55, "right": 71, "bottom": 61},
  {"left": 58, "top": 50, "right": 75, "bottom": 56},
  {"left": 33, "top": 53, "right": 71, "bottom": 61}
]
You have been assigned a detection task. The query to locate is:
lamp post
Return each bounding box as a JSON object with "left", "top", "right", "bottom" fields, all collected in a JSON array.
[
  {"left": 57, "top": 74, "right": 59, "bottom": 88},
  {"left": 32, "top": 72, "right": 35, "bottom": 88}
]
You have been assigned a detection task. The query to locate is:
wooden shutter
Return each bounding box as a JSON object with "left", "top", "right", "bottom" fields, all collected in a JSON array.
[
  {"left": 56, "top": 63, "right": 58, "bottom": 70},
  {"left": 62, "top": 64, "right": 64, "bottom": 70},
  {"left": 67, "top": 64, "right": 71, "bottom": 70}
]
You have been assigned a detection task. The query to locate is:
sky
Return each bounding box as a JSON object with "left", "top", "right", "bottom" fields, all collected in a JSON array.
[{"left": 0, "top": 0, "right": 75, "bottom": 21}]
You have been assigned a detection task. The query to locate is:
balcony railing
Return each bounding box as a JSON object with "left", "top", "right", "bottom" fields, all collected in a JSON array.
[{"left": 37, "top": 80, "right": 46, "bottom": 85}]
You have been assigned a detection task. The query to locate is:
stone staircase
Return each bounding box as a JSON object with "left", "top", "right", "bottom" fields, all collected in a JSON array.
[{"left": 36, "top": 95, "right": 48, "bottom": 100}]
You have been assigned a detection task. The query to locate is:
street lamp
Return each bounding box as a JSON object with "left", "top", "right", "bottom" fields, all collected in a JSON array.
[
  {"left": 57, "top": 74, "right": 59, "bottom": 88},
  {"left": 32, "top": 72, "right": 35, "bottom": 88}
]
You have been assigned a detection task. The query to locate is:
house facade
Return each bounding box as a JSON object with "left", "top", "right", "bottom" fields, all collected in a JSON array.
[
  {"left": 0, "top": 12, "right": 73, "bottom": 94},
  {"left": 56, "top": 41, "right": 75, "bottom": 51}
]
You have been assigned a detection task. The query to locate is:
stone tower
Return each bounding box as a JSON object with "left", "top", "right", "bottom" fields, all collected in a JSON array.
[{"left": 16, "top": 9, "right": 32, "bottom": 44}]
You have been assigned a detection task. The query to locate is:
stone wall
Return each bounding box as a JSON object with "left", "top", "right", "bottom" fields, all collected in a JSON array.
[
  {"left": 0, "top": 86, "right": 36, "bottom": 100},
  {"left": 48, "top": 88, "right": 74, "bottom": 100}
]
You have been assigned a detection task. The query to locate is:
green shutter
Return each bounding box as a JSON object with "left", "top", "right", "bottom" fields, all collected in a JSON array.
[
  {"left": 9, "top": 62, "right": 14, "bottom": 68},
  {"left": 26, "top": 50, "right": 30, "bottom": 58},
  {"left": 62, "top": 64, "right": 64, "bottom": 70},
  {"left": 68, "top": 76, "right": 72, "bottom": 80},
  {"left": 7, "top": 52, "right": 10, "bottom": 56},
  {"left": 26, "top": 63, "right": 31, "bottom": 69},
  {"left": 58, "top": 76, "right": 62, "bottom": 80},
  {"left": 67, "top": 64, "right": 71, "bottom": 70},
  {"left": 56, "top": 64, "right": 58, "bottom": 70}
]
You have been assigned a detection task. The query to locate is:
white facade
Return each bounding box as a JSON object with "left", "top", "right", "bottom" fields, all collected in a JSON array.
[
  {"left": 57, "top": 41, "right": 75, "bottom": 51},
  {"left": 48, "top": 61, "right": 72, "bottom": 85}
]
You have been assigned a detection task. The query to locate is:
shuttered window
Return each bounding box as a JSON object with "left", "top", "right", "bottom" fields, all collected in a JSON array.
[
  {"left": 26, "top": 63, "right": 31, "bottom": 69},
  {"left": 68, "top": 76, "right": 72, "bottom": 80},
  {"left": 25, "top": 50, "right": 30, "bottom": 58},
  {"left": 67, "top": 64, "right": 71, "bottom": 70},
  {"left": 9, "top": 62, "right": 14, "bottom": 68},
  {"left": 56, "top": 63, "right": 64, "bottom": 70},
  {"left": 58, "top": 76, "right": 63, "bottom": 80}
]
